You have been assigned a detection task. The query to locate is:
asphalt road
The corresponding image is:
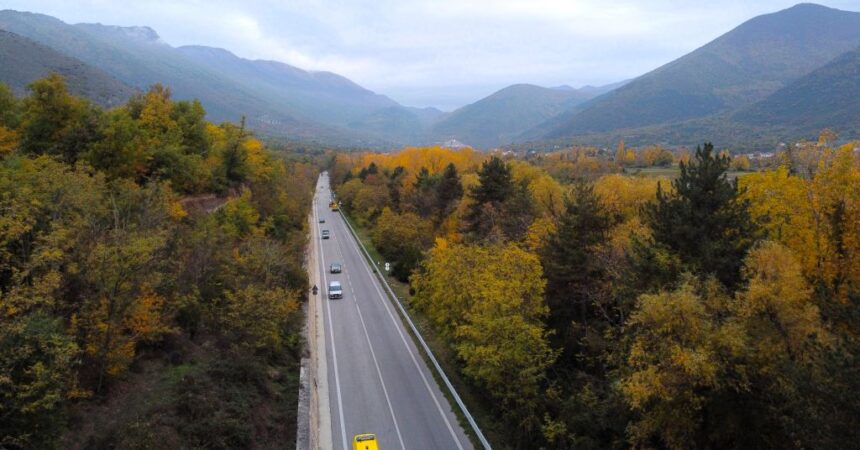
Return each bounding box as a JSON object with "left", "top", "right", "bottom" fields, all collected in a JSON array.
[{"left": 312, "top": 173, "right": 474, "bottom": 450}]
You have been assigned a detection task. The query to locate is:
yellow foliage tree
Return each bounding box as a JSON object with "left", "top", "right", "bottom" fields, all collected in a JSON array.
[
  {"left": 0, "top": 125, "right": 17, "bottom": 155},
  {"left": 412, "top": 240, "right": 556, "bottom": 422},
  {"left": 741, "top": 147, "right": 860, "bottom": 301},
  {"left": 593, "top": 174, "right": 663, "bottom": 222},
  {"left": 137, "top": 84, "right": 180, "bottom": 147},
  {"left": 622, "top": 243, "right": 830, "bottom": 449},
  {"left": 734, "top": 241, "right": 829, "bottom": 363},
  {"left": 730, "top": 154, "right": 751, "bottom": 171}
]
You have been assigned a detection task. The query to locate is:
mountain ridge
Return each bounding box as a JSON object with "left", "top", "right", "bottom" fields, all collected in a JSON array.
[
  {"left": 733, "top": 43, "right": 860, "bottom": 136},
  {"left": 532, "top": 3, "right": 860, "bottom": 144},
  {"left": 430, "top": 81, "right": 623, "bottom": 148},
  {"left": 0, "top": 10, "right": 406, "bottom": 147}
]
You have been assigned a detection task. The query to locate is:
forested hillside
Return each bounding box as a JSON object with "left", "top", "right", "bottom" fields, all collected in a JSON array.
[
  {"left": 528, "top": 3, "right": 860, "bottom": 148},
  {"left": 0, "top": 30, "right": 134, "bottom": 106},
  {"left": 0, "top": 75, "right": 317, "bottom": 448},
  {"left": 734, "top": 45, "right": 860, "bottom": 135},
  {"left": 330, "top": 140, "right": 860, "bottom": 449}
]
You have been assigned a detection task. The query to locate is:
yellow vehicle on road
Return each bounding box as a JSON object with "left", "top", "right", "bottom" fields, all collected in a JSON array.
[
  {"left": 352, "top": 433, "right": 378, "bottom": 450},
  {"left": 329, "top": 201, "right": 339, "bottom": 211}
]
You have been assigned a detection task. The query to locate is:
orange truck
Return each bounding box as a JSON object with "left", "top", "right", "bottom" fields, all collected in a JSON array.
[{"left": 329, "top": 201, "right": 339, "bottom": 211}]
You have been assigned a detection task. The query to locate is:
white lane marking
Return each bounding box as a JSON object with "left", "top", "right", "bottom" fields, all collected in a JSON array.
[
  {"left": 315, "top": 198, "right": 349, "bottom": 450},
  {"left": 334, "top": 235, "right": 407, "bottom": 450},
  {"left": 335, "top": 209, "right": 466, "bottom": 450}
]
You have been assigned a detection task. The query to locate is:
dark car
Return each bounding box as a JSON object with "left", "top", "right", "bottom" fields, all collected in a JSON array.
[
  {"left": 321, "top": 230, "right": 330, "bottom": 239},
  {"left": 319, "top": 217, "right": 326, "bottom": 223},
  {"left": 330, "top": 263, "right": 342, "bottom": 273}
]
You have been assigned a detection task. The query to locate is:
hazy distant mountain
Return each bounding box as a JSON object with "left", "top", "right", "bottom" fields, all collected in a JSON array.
[
  {"left": 536, "top": 3, "right": 860, "bottom": 142},
  {"left": 176, "top": 45, "right": 400, "bottom": 127},
  {"left": 430, "top": 82, "right": 624, "bottom": 148},
  {"left": 0, "top": 29, "right": 134, "bottom": 106},
  {"left": 0, "top": 10, "right": 414, "bottom": 147},
  {"left": 576, "top": 80, "right": 630, "bottom": 98},
  {"left": 733, "top": 45, "right": 860, "bottom": 137},
  {"left": 346, "top": 105, "right": 444, "bottom": 143}
]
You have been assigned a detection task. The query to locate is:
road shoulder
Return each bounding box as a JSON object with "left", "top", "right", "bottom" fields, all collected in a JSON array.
[{"left": 307, "top": 192, "right": 332, "bottom": 450}]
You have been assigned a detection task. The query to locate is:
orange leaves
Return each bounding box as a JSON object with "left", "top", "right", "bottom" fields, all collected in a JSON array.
[
  {"left": 125, "top": 292, "right": 174, "bottom": 344},
  {"left": 84, "top": 290, "right": 172, "bottom": 378},
  {"left": 355, "top": 146, "right": 484, "bottom": 185},
  {"left": 0, "top": 125, "right": 18, "bottom": 155},
  {"left": 167, "top": 200, "right": 188, "bottom": 221}
]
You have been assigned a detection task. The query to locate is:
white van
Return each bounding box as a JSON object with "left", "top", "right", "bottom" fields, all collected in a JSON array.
[{"left": 328, "top": 281, "right": 343, "bottom": 299}]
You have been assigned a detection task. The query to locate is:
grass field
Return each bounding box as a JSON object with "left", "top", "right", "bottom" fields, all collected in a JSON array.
[{"left": 624, "top": 166, "right": 753, "bottom": 180}]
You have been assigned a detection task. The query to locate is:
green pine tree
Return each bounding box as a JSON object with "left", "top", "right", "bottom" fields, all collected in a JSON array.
[
  {"left": 464, "top": 156, "right": 514, "bottom": 241},
  {"left": 643, "top": 142, "right": 759, "bottom": 291},
  {"left": 540, "top": 182, "right": 610, "bottom": 354}
]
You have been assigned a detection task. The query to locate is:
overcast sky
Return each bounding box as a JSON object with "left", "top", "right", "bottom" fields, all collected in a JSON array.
[{"left": 4, "top": 0, "right": 859, "bottom": 110}]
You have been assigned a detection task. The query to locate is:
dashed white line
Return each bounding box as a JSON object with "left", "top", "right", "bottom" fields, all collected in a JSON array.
[{"left": 335, "top": 229, "right": 406, "bottom": 450}]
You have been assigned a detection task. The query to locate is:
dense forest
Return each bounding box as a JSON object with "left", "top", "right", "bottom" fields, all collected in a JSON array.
[
  {"left": 0, "top": 75, "right": 317, "bottom": 448},
  {"left": 330, "top": 140, "right": 860, "bottom": 449},
  {"left": 2, "top": 72, "right": 859, "bottom": 450}
]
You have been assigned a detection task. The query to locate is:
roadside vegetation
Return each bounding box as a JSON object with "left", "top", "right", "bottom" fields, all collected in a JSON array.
[
  {"left": 0, "top": 75, "right": 317, "bottom": 449},
  {"left": 331, "top": 137, "right": 860, "bottom": 449}
]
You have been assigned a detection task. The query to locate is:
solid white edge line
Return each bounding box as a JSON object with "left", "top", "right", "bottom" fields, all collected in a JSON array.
[
  {"left": 336, "top": 207, "right": 466, "bottom": 450},
  {"left": 315, "top": 190, "right": 349, "bottom": 450}
]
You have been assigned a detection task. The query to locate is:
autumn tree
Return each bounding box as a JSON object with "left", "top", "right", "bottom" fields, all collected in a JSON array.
[
  {"left": 412, "top": 241, "right": 556, "bottom": 437},
  {"left": 0, "top": 84, "right": 19, "bottom": 155},
  {"left": 637, "top": 146, "right": 673, "bottom": 167},
  {"left": 0, "top": 75, "right": 315, "bottom": 448},
  {"left": 742, "top": 147, "right": 860, "bottom": 318},
  {"left": 372, "top": 208, "right": 433, "bottom": 281},
  {"left": 78, "top": 183, "right": 176, "bottom": 392},
  {"left": 621, "top": 242, "right": 833, "bottom": 449},
  {"left": 730, "top": 154, "right": 751, "bottom": 171}
]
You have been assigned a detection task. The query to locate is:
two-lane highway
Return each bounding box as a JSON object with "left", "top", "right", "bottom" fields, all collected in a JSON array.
[{"left": 312, "top": 173, "right": 473, "bottom": 450}]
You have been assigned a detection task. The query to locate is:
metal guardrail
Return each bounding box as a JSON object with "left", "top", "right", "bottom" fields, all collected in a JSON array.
[{"left": 337, "top": 210, "right": 493, "bottom": 450}]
